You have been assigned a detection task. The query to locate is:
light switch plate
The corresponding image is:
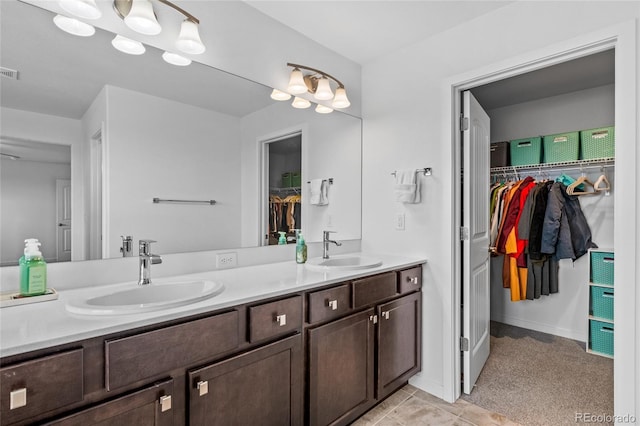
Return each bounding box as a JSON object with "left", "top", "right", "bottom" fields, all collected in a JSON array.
[{"left": 395, "top": 213, "right": 405, "bottom": 231}]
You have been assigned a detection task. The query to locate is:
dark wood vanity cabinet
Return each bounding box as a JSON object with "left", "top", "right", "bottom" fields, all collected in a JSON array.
[{"left": 0, "top": 264, "right": 422, "bottom": 426}]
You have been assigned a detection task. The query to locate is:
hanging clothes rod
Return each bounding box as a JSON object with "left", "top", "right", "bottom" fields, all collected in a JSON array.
[
  {"left": 391, "top": 167, "right": 432, "bottom": 177},
  {"left": 306, "top": 178, "right": 334, "bottom": 184},
  {"left": 153, "top": 198, "right": 216, "bottom": 205},
  {"left": 490, "top": 157, "right": 614, "bottom": 175}
]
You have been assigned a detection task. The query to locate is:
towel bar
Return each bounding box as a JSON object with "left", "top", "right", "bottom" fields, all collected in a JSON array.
[
  {"left": 391, "top": 168, "right": 432, "bottom": 177},
  {"left": 306, "top": 178, "right": 334, "bottom": 184},
  {"left": 153, "top": 198, "right": 216, "bottom": 205}
]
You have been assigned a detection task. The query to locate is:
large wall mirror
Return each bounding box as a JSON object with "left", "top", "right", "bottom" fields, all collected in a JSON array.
[{"left": 0, "top": 0, "right": 362, "bottom": 266}]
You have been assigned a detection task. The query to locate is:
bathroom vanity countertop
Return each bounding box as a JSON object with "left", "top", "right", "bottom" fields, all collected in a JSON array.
[{"left": 0, "top": 253, "right": 426, "bottom": 358}]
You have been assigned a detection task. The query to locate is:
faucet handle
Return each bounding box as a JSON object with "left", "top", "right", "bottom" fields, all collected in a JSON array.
[
  {"left": 139, "top": 239, "right": 157, "bottom": 255},
  {"left": 323, "top": 230, "right": 337, "bottom": 238}
]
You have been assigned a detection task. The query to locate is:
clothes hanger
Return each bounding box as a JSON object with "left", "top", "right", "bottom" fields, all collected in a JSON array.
[
  {"left": 594, "top": 167, "right": 611, "bottom": 193},
  {"left": 566, "top": 170, "right": 598, "bottom": 196}
]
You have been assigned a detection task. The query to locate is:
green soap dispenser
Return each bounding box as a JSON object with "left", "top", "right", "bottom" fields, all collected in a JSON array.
[
  {"left": 278, "top": 232, "right": 287, "bottom": 245},
  {"left": 296, "top": 232, "right": 307, "bottom": 264},
  {"left": 19, "top": 238, "right": 47, "bottom": 296}
]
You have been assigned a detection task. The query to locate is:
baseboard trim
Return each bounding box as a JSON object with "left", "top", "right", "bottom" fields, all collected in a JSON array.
[{"left": 492, "top": 314, "right": 586, "bottom": 342}]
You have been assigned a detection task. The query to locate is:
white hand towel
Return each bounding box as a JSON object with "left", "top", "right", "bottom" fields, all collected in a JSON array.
[
  {"left": 394, "top": 169, "right": 420, "bottom": 203},
  {"left": 310, "top": 179, "right": 328, "bottom": 205}
]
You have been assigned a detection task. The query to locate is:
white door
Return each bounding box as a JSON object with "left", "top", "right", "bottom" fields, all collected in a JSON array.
[
  {"left": 56, "top": 179, "right": 72, "bottom": 262},
  {"left": 462, "top": 91, "right": 491, "bottom": 394}
]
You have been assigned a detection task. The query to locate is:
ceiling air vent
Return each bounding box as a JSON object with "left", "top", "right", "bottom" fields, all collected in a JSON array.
[{"left": 0, "top": 67, "right": 19, "bottom": 80}]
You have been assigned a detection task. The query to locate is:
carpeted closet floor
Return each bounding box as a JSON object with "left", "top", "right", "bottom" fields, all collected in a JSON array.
[{"left": 460, "top": 321, "right": 614, "bottom": 426}]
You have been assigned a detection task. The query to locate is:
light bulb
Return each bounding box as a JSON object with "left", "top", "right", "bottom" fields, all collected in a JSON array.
[
  {"left": 292, "top": 97, "right": 311, "bottom": 109},
  {"left": 314, "top": 77, "right": 333, "bottom": 100},
  {"left": 112, "top": 35, "right": 145, "bottom": 55},
  {"left": 53, "top": 14, "right": 95, "bottom": 37},
  {"left": 270, "top": 89, "right": 292, "bottom": 101},
  {"left": 176, "top": 20, "right": 205, "bottom": 55},
  {"left": 162, "top": 52, "right": 192, "bottom": 66},
  {"left": 332, "top": 87, "right": 351, "bottom": 108},
  {"left": 315, "top": 104, "right": 334, "bottom": 114},
  {"left": 287, "top": 68, "right": 308, "bottom": 94},
  {"left": 124, "top": 0, "right": 161, "bottom": 35},
  {"left": 58, "top": 0, "right": 101, "bottom": 19}
]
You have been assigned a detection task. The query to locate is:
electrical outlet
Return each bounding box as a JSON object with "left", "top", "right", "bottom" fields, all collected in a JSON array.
[
  {"left": 216, "top": 252, "right": 237, "bottom": 269},
  {"left": 395, "top": 213, "right": 405, "bottom": 231}
]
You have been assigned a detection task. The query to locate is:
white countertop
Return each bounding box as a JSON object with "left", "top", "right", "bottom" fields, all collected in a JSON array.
[{"left": 0, "top": 253, "right": 425, "bottom": 358}]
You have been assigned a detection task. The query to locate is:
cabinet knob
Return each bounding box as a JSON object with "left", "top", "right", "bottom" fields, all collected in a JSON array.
[
  {"left": 408, "top": 276, "right": 419, "bottom": 284},
  {"left": 197, "top": 380, "right": 209, "bottom": 396},
  {"left": 10, "top": 388, "right": 27, "bottom": 410},
  {"left": 159, "top": 395, "right": 172, "bottom": 412},
  {"left": 276, "top": 314, "right": 287, "bottom": 326},
  {"left": 382, "top": 311, "right": 390, "bottom": 320},
  {"left": 327, "top": 299, "right": 338, "bottom": 310}
]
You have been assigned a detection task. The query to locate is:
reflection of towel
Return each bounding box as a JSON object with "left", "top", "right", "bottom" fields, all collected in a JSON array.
[
  {"left": 395, "top": 169, "right": 420, "bottom": 203},
  {"left": 310, "top": 179, "right": 328, "bottom": 205}
]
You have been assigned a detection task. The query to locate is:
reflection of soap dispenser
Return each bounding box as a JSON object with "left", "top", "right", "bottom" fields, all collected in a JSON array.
[
  {"left": 19, "top": 238, "right": 47, "bottom": 296},
  {"left": 278, "top": 232, "right": 287, "bottom": 245},
  {"left": 296, "top": 232, "right": 307, "bottom": 264}
]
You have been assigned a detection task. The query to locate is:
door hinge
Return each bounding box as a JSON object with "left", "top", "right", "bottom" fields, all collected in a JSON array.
[
  {"left": 460, "top": 227, "right": 469, "bottom": 241},
  {"left": 460, "top": 336, "right": 469, "bottom": 352},
  {"left": 460, "top": 115, "right": 469, "bottom": 131}
]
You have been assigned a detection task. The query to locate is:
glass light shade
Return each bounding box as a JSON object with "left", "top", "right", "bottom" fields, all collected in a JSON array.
[
  {"left": 162, "top": 51, "right": 192, "bottom": 66},
  {"left": 58, "top": 0, "right": 101, "bottom": 19},
  {"left": 287, "top": 68, "right": 308, "bottom": 94},
  {"left": 292, "top": 97, "right": 311, "bottom": 109},
  {"left": 332, "top": 87, "right": 351, "bottom": 108},
  {"left": 175, "top": 20, "right": 205, "bottom": 55},
  {"left": 112, "top": 35, "right": 145, "bottom": 55},
  {"left": 314, "top": 77, "right": 334, "bottom": 100},
  {"left": 315, "top": 104, "right": 334, "bottom": 114},
  {"left": 270, "top": 89, "right": 292, "bottom": 101},
  {"left": 124, "top": 0, "right": 161, "bottom": 35},
  {"left": 53, "top": 15, "right": 95, "bottom": 37}
]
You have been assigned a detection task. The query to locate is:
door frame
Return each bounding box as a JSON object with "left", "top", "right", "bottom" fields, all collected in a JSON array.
[{"left": 446, "top": 21, "right": 637, "bottom": 416}]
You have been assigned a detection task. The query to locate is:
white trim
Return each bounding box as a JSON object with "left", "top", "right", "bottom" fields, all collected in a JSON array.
[{"left": 445, "top": 21, "right": 637, "bottom": 418}]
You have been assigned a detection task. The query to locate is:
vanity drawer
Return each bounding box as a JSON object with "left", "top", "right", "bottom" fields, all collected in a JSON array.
[
  {"left": 249, "top": 295, "right": 302, "bottom": 343},
  {"left": 352, "top": 272, "right": 398, "bottom": 309},
  {"left": 1, "top": 348, "right": 84, "bottom": 424},
  {"left": 308, "top": 284, "right": 352, "bottom": 324},
  {"left": 398, "top": 266, "right": 422, "bottom": 294},
  {"left": 105, "top": 311, "right": 239, "bottom": 390}
]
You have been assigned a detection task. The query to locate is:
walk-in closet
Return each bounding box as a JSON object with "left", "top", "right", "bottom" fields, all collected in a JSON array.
[{"left": 463, "top": 49, "right": 615, "bottom": 424}]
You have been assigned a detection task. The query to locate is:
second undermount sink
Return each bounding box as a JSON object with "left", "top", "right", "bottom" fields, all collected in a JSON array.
[
  {"left": 305, "top": 255, "right": 383, "bottom": 271},
  {"left": 66, "top": 279, "right": 225, "bottom": 315}
]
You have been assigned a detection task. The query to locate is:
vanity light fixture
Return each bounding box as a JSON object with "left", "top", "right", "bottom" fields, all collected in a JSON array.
[
  {"left": 122, "top": 0, "right": 162, "bottom": 35},
  {"left": 285, "top": 63, "right": 351, "bottom": 109},
  {"left": 162, "top": 51, "right": 191, "bottom": 66},
  {"left": 112, "top": 34, "right": 145, "bottom": 55},
  {"left": 59, "top": 0, "right": 102, "bottom": 20},
  {"left": 270, "top": 89, "right": 292, "bottom": 101},
  {"left": 292, "top": 97, "right": 311, "bottom": 109},
  {"left": 53, "top": 14, "right": 96, "bottom": 37},
  {"left": 315, "top": 104, "right": 333, "bottom": 114}
]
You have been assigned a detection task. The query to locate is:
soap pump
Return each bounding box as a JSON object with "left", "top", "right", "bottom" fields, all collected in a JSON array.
[
  {"left": 278, "top": 232, "right": 287, "bottom": 245},
  {"left": 19, "top": 238, "right": 47, "bottom": 296},
  {"left": 296, "top": 231, "right": 307, "bottom": 264}
]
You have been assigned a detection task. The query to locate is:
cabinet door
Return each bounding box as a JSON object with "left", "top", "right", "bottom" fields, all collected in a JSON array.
[
  {"left": 308, "top": 308, "right": 375, "bottom": 426},
  {"left": 44, "top": 379, "right": 174, "bottom": 426},
  {"left": 377, "top": 292, "right": 421, "bottom": 399},
  {"left": 188, "top": 334, "right": 302, "bottom": 426}
]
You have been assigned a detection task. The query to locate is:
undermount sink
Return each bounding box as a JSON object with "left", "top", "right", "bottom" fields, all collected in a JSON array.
[
  {"left": 66, "top": 280, "right": 224, "bottom": 315},
  {"left": 305, "top": 255, "right": 382, "bottom": 271}
]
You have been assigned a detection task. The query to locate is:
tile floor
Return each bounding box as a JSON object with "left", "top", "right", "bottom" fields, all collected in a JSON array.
[{"left": 352, "top": 384, "right": 522, "bottom": 426}]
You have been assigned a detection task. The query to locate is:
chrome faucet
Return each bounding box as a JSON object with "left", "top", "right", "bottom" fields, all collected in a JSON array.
[
  {"left": 120, "top": 235, "right": 133, "bottom": 257},
  {"left": 323, "top": 230, "right": 342, "bottom": 259},
  {"left": 138, "top": 239, "right": 162, "bottom": 285}
]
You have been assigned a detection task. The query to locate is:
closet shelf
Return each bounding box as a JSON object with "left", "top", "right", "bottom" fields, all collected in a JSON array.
[{"left": 490, "top": 157, "right": 614, "bottom": 174}]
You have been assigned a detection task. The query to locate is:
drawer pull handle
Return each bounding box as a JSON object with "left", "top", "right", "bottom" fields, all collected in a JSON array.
[
  {"left": 276, "top": 314, "right": 287, "bottom": 326},
  {"left": 369, "top": 315, "right": 378, "bottom": 324},
  {"left": 10, "top": 388, "right": 27, "bottom": 410},
  {"left": 328, "top": 300, "right": 338, "bottom": 310},
  {"left": 159, "top": 395, "right": 172, "bottom": 412},
  {"left": 197, "top": 380, "right": 209, "bottom": 396},
  {"left": 382, "top": 311, "right": 390, "bottom": 320},
  {"left": 408, "top": 276, "right": 419, "bottom": 284}
]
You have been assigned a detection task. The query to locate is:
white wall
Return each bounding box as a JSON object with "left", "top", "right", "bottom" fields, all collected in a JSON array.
[
  {"left": 240, "top": 102, "right": 362, "bottom": 247},
  {"left": 361, "top": 1, "right": 639, "bottom": 415},
  {"left": 103, "top": 86, "right": 242, "bottom": 257},
  {"left": 488, "top": 85, "right": 615, "bottom": 341}
]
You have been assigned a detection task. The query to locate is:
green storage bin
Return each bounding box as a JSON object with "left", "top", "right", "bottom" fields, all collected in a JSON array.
[
  {"left": 591, "top": 251, "right": 614, "bottom": 285},
  {"left": 509, "top": 137, "right": 542, "bottom": 166},
  {"left": 590, "top": 286, "right": 614, "bottom": 320},
  {"left": 291, "top": 172, "right": 301, "bottom": 187},
  {"left": 590, "top": 319, "right": 614, "bottom": 356},
  {"left": 580, "top": 126, "right": 615, "bottom": 159},
  {"left": 281, "top": 172, "right": 292, "bottom": 188},
  {"left": 543, "top": 132, "right": 579, "bottom": 163}
]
